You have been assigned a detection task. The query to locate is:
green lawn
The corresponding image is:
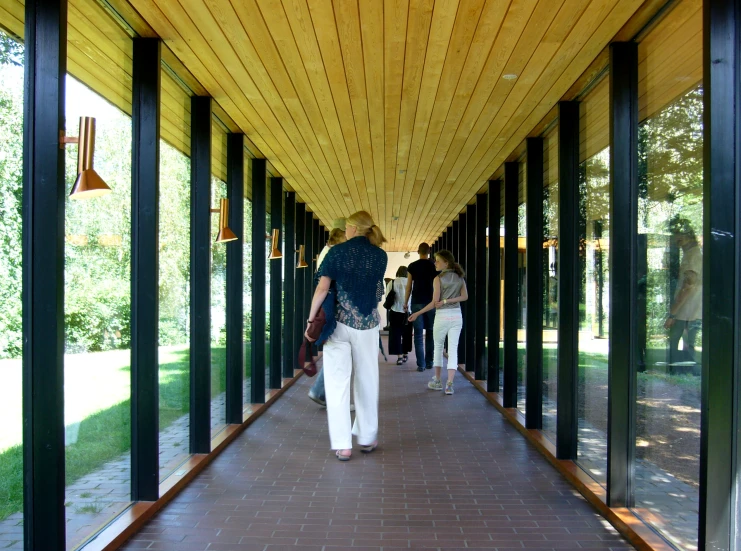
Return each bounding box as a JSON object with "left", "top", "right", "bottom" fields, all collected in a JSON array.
[{"left": 0, "top": 343, "right": 252, "bottom": 521}]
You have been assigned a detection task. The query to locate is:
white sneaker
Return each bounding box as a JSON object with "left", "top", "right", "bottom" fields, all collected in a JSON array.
[
  {"left": 444, "top": 381, "right": 454, "bottom": 395},
  {"left": 428, "top": 378, "right": 442, "bottom": 391}
]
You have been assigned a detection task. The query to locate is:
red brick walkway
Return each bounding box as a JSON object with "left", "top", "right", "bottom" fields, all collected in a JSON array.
[{"left": 121, "top": 356, "right": 634, "bottom": 551}]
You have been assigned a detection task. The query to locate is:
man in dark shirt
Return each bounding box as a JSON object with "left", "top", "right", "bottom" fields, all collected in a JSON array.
[{"left": 404, "top": 243, "right": 437, "bottom": 371}]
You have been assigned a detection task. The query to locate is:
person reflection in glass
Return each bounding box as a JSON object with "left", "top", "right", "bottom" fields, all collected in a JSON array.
[{"left": 664, "top": 217, "right": 702, "bottom": 374}]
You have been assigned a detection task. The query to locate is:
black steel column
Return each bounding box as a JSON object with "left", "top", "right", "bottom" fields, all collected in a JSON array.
[
  {"left": 487, "top": 181, "right": 501, "bottom": 392},
  {"left": 451, "top": 221, "right": 458, "bottom": 259},
  {"left": 22, "top": 0, "right": 67, "bottom": 546},
  {"left": 475, "top": 193, "right": 487, "bottom": 380},
  {"left": 225, "top": 134, "right": 244, "bottom": 423},
  {"left": 294, "top": 202, "right": 306, "bottom": 358},
  {"left": 608, "top": 42, "right": 638, "bottom": 508},
  {"left": 458, "top": 211, "right": 467, "bottom": 367},
  {"left": 269, "top": 177, "right": 283, "bottom": 389},
  {"left": 131, "top": 37, "right": 161, "bottom": 500},
  {"left": 251, "top": 159, "right": 267, "bottom": 403},
  {"left": 190, "top": 96, "right": 212, "bottom": 452},
  {"left": 526, "top": 138, "right": 544, "bottom": 429},
  {"left": 466, "top": 204, "right": 476, "bottom": 372},
  {"left": 503, "top": 162, "right": 519, "bottom": 408},
  {"left": 283, "top": 192, "right": 296, "bottom": 378},
  {"left": 700, "top": 2, "right": 740, "bottom": 548},
  {"left": 313, "top": 219, "right": 321, "bottom": 292},
  {"left": 557, "top": 101, "right": 580, "bottom": 459}
]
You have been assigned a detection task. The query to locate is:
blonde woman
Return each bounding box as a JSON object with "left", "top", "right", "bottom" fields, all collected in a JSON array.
[
  {"left": 305, "top": 211, "right": 388, "bottom": 461},
  {"left": 408, "top": 250, "right": 467, "bottom": 395}
]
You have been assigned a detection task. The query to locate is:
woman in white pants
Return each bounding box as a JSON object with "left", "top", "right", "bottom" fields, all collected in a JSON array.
[
  {"left": 408, "top": 250, "right": 467, "bottom": 395},
  {"left": 305, "top": 211, "right": 388, "bottom": 461}
]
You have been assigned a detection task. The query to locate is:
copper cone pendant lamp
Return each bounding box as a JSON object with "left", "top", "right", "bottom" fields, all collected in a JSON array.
[
  {"left": 69, "top": 117, "right": 112, "bottom": 199},
  {"left": 296, "top": 245, "right": 308, "bottom": 268},
  {"left": 268, "top": 229, "right": 282, "bottom": 259},
  {"left": 213, "top": 198, "right": 238, "bottom": 244}
]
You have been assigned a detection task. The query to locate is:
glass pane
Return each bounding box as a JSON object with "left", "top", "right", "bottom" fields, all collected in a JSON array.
[
  {"left": 499, "top": 214, "right": 504, "bottom": 390},
  {"left": 64, "top": 75, "right": 132, "bottom": 548},
  {"left": 265, "top": 206, "right": 270, "bottom": 386},
  {"left": 211, "top": 177, "right": 227, "bottom": 437},
  {"left": 633, "top": 3, "right": 703, "bottom": 548},
  {"left": 577, "top": 74, "right": 610, "bottom": 485},
  {"left": 158, "top": 139, "right": 191, "bottom": 481},
  {"left": 517, "top": 162, "right": 527, "bottom": 414},
  {"left": 542, "top": 126, "right": 559, "bottom": 441},
  {"left": 0, "top": 30, "right": 24, "bottom": 538},
  {"left": 243, "top": 190, "right": 252, "bottom": 406}
]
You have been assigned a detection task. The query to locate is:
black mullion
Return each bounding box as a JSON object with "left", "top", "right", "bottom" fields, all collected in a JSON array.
[
  {"left": 225, "top": 134, "right": 244, "bottom": 424},
  {"left": 475, "top": 193, "right": 488, "bottom": 380},
  {"left": 283, "top": 192, "right": 296, "bottom": 378},
  {"left": 526, "top": 138, "right": 544, "bottom": 429},
  {"left": 294, "top": 203, "right": 306, "bottom": 362},
  {"left": 503, "top": 162, "right": 519, "bottom": 408},
  {"left": 269, "top": 178, "right": 283, "bottom": 389},
  {"left": 487, "top": 181, "right": 501, "bottom": 392},
  {"left": 250, "top": 159, "right": 267, "bottom": 404},
  {"left": 700, "top": 1, "right": 740, "bottom": 548},
  {"left": 131, "top": 37, "right": 161, "bottom": 499},
  {"left": 458, "top": 212, "right": 467, "bottom": 367},
  {"left": 466, "top": 204, "right": 477, "bottom": 372},
  {"left": 557, "top": 101, "right": 580, "bottom": 460},
  {"left": 607, "top": 42, "right": 638, "bottom": 508},
  {"left": 189, "top": 96, "right": 212, "bottom": 452},
  {"left": 22, "top": 0, "right": 67, "bottom": 546},
  {"left": 304, "top": 212, "right": 314, "bottom": 323}
]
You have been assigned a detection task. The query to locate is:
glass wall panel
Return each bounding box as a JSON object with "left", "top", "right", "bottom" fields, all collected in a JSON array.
[
  {"left": 0, "top": 30, "right": 23, "bottom": 537},
  {"left": 265, "top": 204, "right": 271, "bottom": 385},
  {"left": 517, "top": 161, "right": 527, "bottom": 414},
  {"left": 576, "top": 74, "right": 610, "bottom": 485},
  {"left": 633, "top": 2, "right": 702, "bottom": 548},
  {"left": 64, "top": 75, "right": 132, "bottom": 548},
  {"left": 211, "top": 176, "right": 227, "bottom": 436},
  {"left": 542, "top": 125, "right": 559, "bottom": 441},
  {"left": 158, "top": 136, "right": 191, "bottom": 481},
  {"left": 499, "top": 188, "right": 504, "bottom": 390}
]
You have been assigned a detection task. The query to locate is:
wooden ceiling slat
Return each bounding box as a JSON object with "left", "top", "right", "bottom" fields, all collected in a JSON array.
[
  {"left": 133, "top": 0, "right": 330, "bottom": 222},
  {"left": 398, "top": 0, "right": 484, "bottom": 249},
  {"left": 250, "top": 0, "right": 356, "bottom": 215},
  {"left": 393, "top": 0, "right": 459, "bottom": 248},
  {"left": 383, "top": 0, "right": 409, "bottom": 240},
  {"left": 403, "top": 0, "right": 540, "bottom": 250},
  {"left": 390, "top": 0, "right": 434, "bottom": 249},
  {"left": 409, "top": 0, "right": 562, "bottom": 247},
  {"left": 278, "top": 0, "right": 366, "bottom": 223},
  {"left": 430, "top": 0, "right": 643, "bottom": 245},
  {"left": 331, "top": 0, "right": 379, "bottom": 222},
  {"left": 189, "top": 0, "right": 338, "bottom": 219},
  {"left": 358, "top": 0, "right": 386, "bottom": 226},
  {"left": 208, "top": 0, "right": 342, "bottom": 216}
]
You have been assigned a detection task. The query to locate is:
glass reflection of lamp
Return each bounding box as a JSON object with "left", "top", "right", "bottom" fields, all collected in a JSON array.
[
  {"left": 268, "top": 229, "right": 282, "bottom": 259},
  {"left": 211, "top": 198, "right": 238, "bottom": 244},
  {"left": 63, "top": 117, "right": 112, "bottom": 199},
  {"left": 296, "top": 245, "right": 308, "bottom": 268}
]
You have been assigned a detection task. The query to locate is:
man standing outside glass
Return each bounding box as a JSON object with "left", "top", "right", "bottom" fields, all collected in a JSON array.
[
  {"left": 405, "top": 243, "right": 437, "bottom": 371},
  {"left": 664, "top": 217, "right": 702, "bottom": 375}
]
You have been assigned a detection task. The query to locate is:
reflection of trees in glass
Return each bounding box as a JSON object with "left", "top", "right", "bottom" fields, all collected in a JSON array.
[
  {"left": 212, "top": 178, "right": 227, "bottom": 346},
  {"left": 578, "top": 148, "right": 610, "bottom": 336},
  {"left": 0, "top": 31, "right": 23, "bottom": 359}
]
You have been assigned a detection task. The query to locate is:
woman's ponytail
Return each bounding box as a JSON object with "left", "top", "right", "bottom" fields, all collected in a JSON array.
[
  {"left": 367, "top": 224, "right": 387, "bottom": 247},
  {"left": 453, "top": 262, "right": 465, "bottom": 278},
  {"left": 346, "top": 211, "right": 387, "bottom": 247}
]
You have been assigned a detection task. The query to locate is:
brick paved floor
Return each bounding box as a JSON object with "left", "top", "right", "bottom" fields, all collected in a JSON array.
[{"left": 120, "top": 358, "right": 635, "bottom": 551}]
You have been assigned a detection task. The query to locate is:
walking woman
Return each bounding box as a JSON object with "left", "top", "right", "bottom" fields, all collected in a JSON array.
[
  {"left": 408, "top": 250, "right": 467, "bottom": 395},
  {"left": 305, "top": 211, "right": 388, "bottom": 461},
  {"left": 386, "top": 266, "right": 412, "bottom": 365}
]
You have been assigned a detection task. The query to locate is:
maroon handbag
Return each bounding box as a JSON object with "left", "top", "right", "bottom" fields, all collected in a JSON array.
[{"left": 297, "top": 307, "right": 326, "bottom": 376}]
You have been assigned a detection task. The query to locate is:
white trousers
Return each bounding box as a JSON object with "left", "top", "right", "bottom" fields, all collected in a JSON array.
[
  {"left": 323, "top": 322, "right": 380, "bottom": 449},
  {"left": 433, "top": 309, "right": 463, "bottom": 369}
]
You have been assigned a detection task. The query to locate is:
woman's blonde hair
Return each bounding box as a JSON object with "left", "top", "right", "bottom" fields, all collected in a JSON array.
[
  {"left": 327, "top": 227, "right": 346, "bottom": 246},
  {"left": 346, "top": 210, "right": 387, "bottom": 247},
  {"left": 435, "top": 250, "right": 465, "bottom": 277}
]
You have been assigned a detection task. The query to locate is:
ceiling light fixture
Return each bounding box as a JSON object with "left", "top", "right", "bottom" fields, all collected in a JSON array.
[
  {"left": 502, "top": 73, "right": 518, "bottom": 80},
  {"left": 63, "top": 117, "right": 113, "bottom": 199}
]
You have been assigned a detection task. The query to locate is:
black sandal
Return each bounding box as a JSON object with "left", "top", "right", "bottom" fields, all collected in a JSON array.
[
  {"left": 396, "top": 358, "right": 403, "bottom": 365},
  {"left": 402, "top": 355, "right": 408, "bottom": 363}
]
